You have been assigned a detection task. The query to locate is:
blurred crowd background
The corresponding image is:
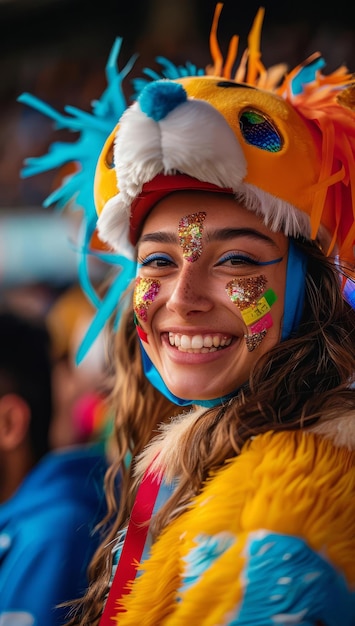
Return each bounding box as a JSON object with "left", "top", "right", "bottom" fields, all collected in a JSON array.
[
  {"left": 1, "top": 5, "right": 353, "bottom": 619},
  {"left": 1, "top": 0, "right": 354, "bottom": 211},
  {"left": 0, "top": 0, "right": 354, "bottom": 444}
]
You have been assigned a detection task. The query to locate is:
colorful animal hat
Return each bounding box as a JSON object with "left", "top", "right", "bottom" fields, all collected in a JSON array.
[{"left": 19, "top": 4, "right": 355, "bottom": 361}]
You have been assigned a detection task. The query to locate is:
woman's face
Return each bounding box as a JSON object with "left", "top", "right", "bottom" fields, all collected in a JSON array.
[{"left": 135, "top": 191, "right": 288, "bottom": 401}]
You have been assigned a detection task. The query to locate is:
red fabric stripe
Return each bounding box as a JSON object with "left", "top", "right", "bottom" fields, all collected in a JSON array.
[{"left": 99, "top": 468, "right": 161, "bottom": 624}]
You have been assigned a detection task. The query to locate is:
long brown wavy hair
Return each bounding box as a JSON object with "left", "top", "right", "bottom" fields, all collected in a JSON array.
[{"left": 64, "top": 239, "right": 355, "bottom": 625}]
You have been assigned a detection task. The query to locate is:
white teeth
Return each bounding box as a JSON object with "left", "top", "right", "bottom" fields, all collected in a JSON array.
[
  {"left": 191, "top": 335, "right": 204, "bottom": 349},
  {"left": 168, "top": 333, "right": 232, "bottom": 352},
  {"left": 180, "top": 335, "right": 191, "bottom": 349},
  {"left": 204, "top": 336, "right": 213, "bottom": 348}
]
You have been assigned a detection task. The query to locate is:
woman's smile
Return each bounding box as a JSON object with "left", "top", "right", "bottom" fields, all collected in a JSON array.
[{"left": 168, "top": 332, "right": 233, "bottom": 352}]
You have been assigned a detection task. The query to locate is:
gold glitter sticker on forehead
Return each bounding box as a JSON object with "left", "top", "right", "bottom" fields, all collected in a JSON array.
[
  {"left": 133, "top": 276, "right": 161, "bottom": 322},
  {"left": 226, "top": 275, "right": 267, "bottom": 310},
  {"left": 178, "top": 212, "right": 206, "bottom": 262}
]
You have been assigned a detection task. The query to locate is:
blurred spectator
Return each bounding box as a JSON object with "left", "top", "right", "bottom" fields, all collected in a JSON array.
[
  {"left": 0, "top": 308, "right": 109, "bottom": 625},
  {"left": 46, "top": 283, "right": 113, "bottom": 450}
]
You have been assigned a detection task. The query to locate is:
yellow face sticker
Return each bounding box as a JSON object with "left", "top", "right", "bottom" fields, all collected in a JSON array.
[
  {"left": 178, "top": 212, "right": 206, "bottom": 262},
  {"left": 226, "top": 275, "right": 277, "bottom": 351}
]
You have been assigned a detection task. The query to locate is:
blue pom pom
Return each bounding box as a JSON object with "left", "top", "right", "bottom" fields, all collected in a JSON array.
[{"left": 138, "top": 80, "right": 187, "bottom": 121}]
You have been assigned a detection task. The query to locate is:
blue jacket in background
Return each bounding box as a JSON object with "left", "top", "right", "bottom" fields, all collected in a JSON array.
[{"left": 0, "top": 443, "right": 109, "bottom": 625}]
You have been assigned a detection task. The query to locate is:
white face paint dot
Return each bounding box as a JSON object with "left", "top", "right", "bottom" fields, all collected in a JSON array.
[
  {"left": 0, "top": 533, "right": 11, "bottom": 549},
  {"left": 277, "top": 576, "right": 292, "bottom": 585},
  {"left": 303, "top": 571, "right": 321, "bottom": 583}
]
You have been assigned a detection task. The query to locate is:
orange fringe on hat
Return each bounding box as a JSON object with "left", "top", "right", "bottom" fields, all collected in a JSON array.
[{"left": 207, "top": 3, "right": 355, "bottom": 267}]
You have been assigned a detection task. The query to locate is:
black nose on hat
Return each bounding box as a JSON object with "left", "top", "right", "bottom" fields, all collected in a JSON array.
[{"left": 137, "top": 79, "right": 187, "bottom": 122}]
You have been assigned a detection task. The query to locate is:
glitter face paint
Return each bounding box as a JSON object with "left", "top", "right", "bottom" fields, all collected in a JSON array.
[
  {"left": 178, "top": 212, "right": 206, "bottom": 262},
  {"left": 226, "top": 275, "right": 277, "bottom": 351},
  {"left": 226, "top": 276, "right": 267, "bottom": 309},
  {"left": 133, "top": 276, "right": 161, "bottom": 323}
]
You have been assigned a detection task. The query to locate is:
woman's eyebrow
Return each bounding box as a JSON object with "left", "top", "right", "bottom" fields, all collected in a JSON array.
[
  {"left": 138, "top": 232, "right": 179, "bottom": 245},
  {"left": 139, "top": 228, "right": 277, "bottom": 246},
  {"left": 205, "top": 227, "right": 278, "bottom": 245}
]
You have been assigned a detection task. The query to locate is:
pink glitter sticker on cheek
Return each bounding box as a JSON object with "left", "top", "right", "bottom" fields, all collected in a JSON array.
[
  {"left": 178, "top": 212, "right": 206, "bottom": 262},
  {"left": 133, "top": 276, "right": 161, "bottom": 322}
]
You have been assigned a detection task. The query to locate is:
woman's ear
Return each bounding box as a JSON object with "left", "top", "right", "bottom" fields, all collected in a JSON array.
[{"left": 0, "top": 394, "right": 31, "bottom": 451}]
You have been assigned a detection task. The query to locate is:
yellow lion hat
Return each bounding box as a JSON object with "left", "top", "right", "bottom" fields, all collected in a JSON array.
[
  {"left": 95, "top": 4, "right": 355, "bottom": 270},
  {"left": 18, "top": 4, "right": 355, "bottom": 361}
]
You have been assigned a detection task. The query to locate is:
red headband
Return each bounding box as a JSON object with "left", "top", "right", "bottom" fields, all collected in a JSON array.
[{"left": 129, "top": 173, "right": 233, "bottom": 245}]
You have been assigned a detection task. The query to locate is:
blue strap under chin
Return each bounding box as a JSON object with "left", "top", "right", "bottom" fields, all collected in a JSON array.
[
  {"left": 140, "top": 239, "right": 307, "bottom": 407},
  {"left": 281, "top": 239, "right": 307, "bottom": 341},
  {"left": 140, "top": 346, "right": 232, "bottom": 407}
]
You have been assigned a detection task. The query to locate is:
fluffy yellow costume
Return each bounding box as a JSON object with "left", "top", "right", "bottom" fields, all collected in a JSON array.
[{"left": 116, "top": 430, "right": 354, "bottom": 625}]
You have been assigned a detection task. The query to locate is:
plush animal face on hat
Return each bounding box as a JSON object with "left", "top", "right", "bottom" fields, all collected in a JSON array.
[{"left": 95, "top": 41, "right": 355, "bottom": 268}]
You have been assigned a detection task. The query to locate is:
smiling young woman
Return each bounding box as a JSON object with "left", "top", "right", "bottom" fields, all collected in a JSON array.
[
  {"left": 18, "top": 4, "right": 355, "bottom": 626},
  {"left": 135, "top": 191, "right": 289, "bottom": 402}
]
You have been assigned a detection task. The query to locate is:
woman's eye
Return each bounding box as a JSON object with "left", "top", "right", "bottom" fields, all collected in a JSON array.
[
  {"left": 138, "top": 253, "right": 174, "bottom": 268},
  {"left": 217, "top": 253, "right": 260, "bottom": 267}
]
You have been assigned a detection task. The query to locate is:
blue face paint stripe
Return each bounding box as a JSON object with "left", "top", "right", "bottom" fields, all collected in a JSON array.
[{"left": 256, "top": 256, "right": 283, "bottom": 266}]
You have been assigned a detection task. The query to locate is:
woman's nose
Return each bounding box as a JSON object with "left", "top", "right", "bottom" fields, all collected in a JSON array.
[{"left": 166, "top": 262, "right": 213, "bottom": 317}]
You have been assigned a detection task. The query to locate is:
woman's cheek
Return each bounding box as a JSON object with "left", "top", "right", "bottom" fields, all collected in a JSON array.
[
  {"left": 133, "top": 276, "right": 161, "bottom": 323},
  {"left": 225, "top": 275, "right": 278, "bottom": 351}
]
